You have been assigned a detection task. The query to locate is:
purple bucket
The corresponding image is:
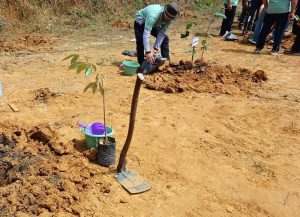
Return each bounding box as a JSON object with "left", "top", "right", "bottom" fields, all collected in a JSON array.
[
  {"left": 77, "top": 122, "right": 105, "bottom": 135},
  {"left": 91, "top": 123, "right": 105, "bottom": 135}
]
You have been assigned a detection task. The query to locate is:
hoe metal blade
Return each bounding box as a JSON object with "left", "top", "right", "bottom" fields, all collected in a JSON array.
[{"left": 115, "top": 170, "right": 151, "bottom": 194}]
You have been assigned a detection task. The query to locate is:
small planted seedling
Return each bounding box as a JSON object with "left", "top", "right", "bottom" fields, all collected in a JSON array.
[
  {"left": 181, "top": 12, "right": 226, "bottom": 65},
  {"left": 63, "top": 54, "right": 107, "bottom": 143},
  {"left": 64, "top": 54, "right": 117, "bottom": 167}
]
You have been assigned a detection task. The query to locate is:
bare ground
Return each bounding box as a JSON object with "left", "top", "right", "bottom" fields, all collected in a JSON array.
[{"left": 0, "top": 19, "right": 299, "bottom": 217}]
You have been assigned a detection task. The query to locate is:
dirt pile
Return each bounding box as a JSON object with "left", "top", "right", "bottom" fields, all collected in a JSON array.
[
  {"left": 0, "top": 35, "right": 55, "bottom": 52},
  {"left": 112, "top": 20, "right": 131, "bottom": 30},
  {"left": 0, "top": 124, "right": 110, "bottom": 216},
  {"left": 145, "top": 59, "right": 268, "bottom": 95},
  {"left": 34, "top": 88, "right": 58, "bottom": 103}
]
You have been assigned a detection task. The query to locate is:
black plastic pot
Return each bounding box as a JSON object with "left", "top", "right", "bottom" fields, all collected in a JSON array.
[{"left": 97, "top": 137, "right": 116, "bottom": 167}]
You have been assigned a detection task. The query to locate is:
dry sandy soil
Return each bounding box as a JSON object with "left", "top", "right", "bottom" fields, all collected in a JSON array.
[{"left": 0, "top": 18, "right": 299, "bottom": 217}]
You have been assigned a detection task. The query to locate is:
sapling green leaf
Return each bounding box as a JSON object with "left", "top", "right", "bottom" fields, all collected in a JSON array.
[
  {"left": 181, "top": 31, "right": 190, "bottom": 38},
  {"left": 84, "top": 82, "right": 95, "bottom": 93},
  {"left": 76, "top": 63, "right": 87, "bottom": 74},
  {"left": 92, "top": 64, "right": 97, "bottom": 72},
  {"left": 186, "top": 23, "right": 193, "bottom": 30},
  {"left": 63, "top": 54, "right": 78, "bottom": 61},
  {"left": 85, "top": 65, "right": 92, "bottom": 77},
  {"left": 69, "top": 61, "right": 85, "bottom": 70},
  {"left": 71, "top": 55, "right": 79, "bottom": 64}
]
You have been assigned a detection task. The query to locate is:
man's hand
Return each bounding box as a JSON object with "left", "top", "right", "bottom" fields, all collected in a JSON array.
[
  {"left": 289, "top": 12, "right": 295, "bottom": 21},
  {"left": 226, "top": 0, "right": 232, "bottom": 10},
  {"left": 226, "top": 4, "right": 232, "bottom": 10},
  {"left": 146, "top": 52, "right": 155, "bottom": 64},
  {"left": 262, "top": 0, "right": 268, "bottom": 9}
]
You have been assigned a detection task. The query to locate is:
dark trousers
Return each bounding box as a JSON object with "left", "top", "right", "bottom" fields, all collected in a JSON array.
[
  {"left": 239, "top": 5, "right": 248, "bottom": 26},
  {"left": 291, "top": 33, "right": 300, "bottom": 52},
  {"left": 248, "top": 0, "right": 263, "bottom": 30},
  {"left": 134, "top": 21, "right": 169, "bottom": 65},
  {"left": 292, "top": 6, "right": 300, "bottom": 35},
  {"left": 256, "top": 13, "right": 289, "bottom": 51},
  {"left": 220, "top": 4, "right": 237, "bottom": 36}
]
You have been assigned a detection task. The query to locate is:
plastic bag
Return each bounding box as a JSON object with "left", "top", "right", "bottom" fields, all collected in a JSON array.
[{"left": 141, "top": 55, "right": 167, "bottom": 74}]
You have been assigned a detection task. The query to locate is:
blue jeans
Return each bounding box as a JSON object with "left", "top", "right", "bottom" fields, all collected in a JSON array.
[
  {"left": 256, "top": 13, "right": 289, "bottom": 51},
  {"left": 252, "top": 10, "right": 266, "bottom": 42}
]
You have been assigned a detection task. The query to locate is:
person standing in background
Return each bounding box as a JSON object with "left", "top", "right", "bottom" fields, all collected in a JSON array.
[
  {"left": 219, "top": 0, "right": 239, "bottom": 36},
  {"left": 255, "top": 0, "right": 298, "bottom": 55}
]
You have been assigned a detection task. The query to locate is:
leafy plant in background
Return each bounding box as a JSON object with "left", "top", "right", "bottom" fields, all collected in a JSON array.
[
  {"left": 181, "top": 22, "right": 197, "bottom": 62},
  {"left": 181, "top": 12, "right": 226, "bottom": 63},
  {"left": 63, "top": 54, "right": 108, "bottom": 143}
]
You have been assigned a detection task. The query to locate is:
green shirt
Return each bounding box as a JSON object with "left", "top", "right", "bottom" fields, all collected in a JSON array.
[
  {"left": 223, "top": 0, "right": 239, "bottom": 6},
  {"left": 267, "top": 0, "right": 291, "bottom": 14},
  {"left": 136, "top": 4, "right": 172, "bottom": 31}
]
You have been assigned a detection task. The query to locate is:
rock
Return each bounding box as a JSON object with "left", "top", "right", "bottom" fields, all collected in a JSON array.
[
  {"left": 40, "top": 195, "right": 63, "bottom": 212},
  {"left": 226, "top": 205, "right": 235, "bottom": 213},
  {"left": 165, "top": 87, "right": 175, "bottom": 93},
  {"left": 8, "top": 104, "right": 19, "bottom": 112},
  {"left": 72, "top": 205, "right": 84, "bottom": 216},
  {"left": 7, "top": 192, "right": 18, "bottom": 205},
  {"left": 49, "top": 141, "right": 66, "bottom": 155},
  {"left": 120, "top": 199, "right": 128, "bottom": 204},
  {"left": 49, "top": 141, "right": 72, "bottom": 155},
  {"left": 252, "top": 70, "right": 268, "bottom": 82},
  {"left": 82, "top": 148, "right": 97, "bottom": 162},
  {"left": 61, "top": 180, "right": 77, "bottom": 192}
]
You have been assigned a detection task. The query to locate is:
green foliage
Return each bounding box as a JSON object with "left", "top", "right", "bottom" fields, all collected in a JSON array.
[
  {"left": 180, "top": 12, "right": 226, "bottom": 61},
  {"left": 181, "top": 22, "right": 197, "bottom": 38},
  {"left": 63, "top": 54, "right": 104, "bottom": 96}
]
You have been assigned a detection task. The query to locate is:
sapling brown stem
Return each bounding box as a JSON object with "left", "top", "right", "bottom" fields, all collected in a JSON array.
[
  {"left": 102, "top": 88, "right": 108, "bottom": 144},
  {"left": 201, "top": 16, "right": 214, "bottom": 62}
]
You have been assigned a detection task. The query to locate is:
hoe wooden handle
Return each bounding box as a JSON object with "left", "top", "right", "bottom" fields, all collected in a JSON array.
[{"left": 117, "top": 73, "right": 144, "bottom": 173}]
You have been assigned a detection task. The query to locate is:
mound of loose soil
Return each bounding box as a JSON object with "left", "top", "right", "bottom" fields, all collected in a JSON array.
[
  {"left": 0, "top": 35, "right": 55, "bottom": 52},
  {"left": 145, "top": 59, "right": 268, "bottom": 95},
  {"left": 34, "top": 88, "right": 57, "bottom": 102},
  {"left": 0, "top": 124, "right": 110, "bottom": 216}
]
